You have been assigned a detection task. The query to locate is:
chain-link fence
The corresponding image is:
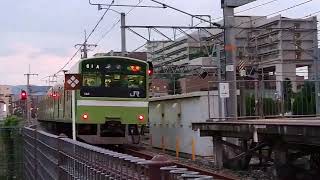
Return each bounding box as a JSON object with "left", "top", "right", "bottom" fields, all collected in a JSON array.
[
  {"left": 150, "top": 75, "right": 320, "bottom": 119},
  {"left": 0, "top": 127, "right": 23, "bottom": 180},
  {"left": 208, "top": 79, "right": 319, "bottom": 119}
]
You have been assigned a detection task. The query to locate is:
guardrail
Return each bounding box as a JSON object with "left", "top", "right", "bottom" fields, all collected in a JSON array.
[{"left": 23, "top": 127, "right": 214, "bottom": 180}]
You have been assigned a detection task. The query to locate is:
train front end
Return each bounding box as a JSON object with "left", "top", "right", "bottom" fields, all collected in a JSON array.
[{"left": 76, "top": 57, "right": 149, "bottom": 145}]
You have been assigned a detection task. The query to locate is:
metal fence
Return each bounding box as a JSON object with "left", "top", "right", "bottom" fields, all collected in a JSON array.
[
  {"left": 23, "top": 127, "right": 214, "bottom": 180},
  {"left": 0, "top": 127, "right": 23, "bottom": 180},
  {"left": 208, "top": 79, "right": 319, "bottom": 119},
  {"left": 150, "top": 75, "right": 320, "bottom": 119}
]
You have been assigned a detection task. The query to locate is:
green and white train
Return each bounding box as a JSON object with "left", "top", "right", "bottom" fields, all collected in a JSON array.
[{"left": 38, "top": 56, "right": 151, "bottom": 145}]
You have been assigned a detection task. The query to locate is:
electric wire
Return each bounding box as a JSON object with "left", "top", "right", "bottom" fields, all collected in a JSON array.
[
  {"left": 212, "top": 0, "right": 279, "bottom": 21},
  {"left": 93, "top": 0, "right": 144, "bottom": 53},
  {"left": 53, "top": 1, "right": 114, "bottom": 76},
  {"left": 235, "top": 0, "right": 313, "bottom": 28}
]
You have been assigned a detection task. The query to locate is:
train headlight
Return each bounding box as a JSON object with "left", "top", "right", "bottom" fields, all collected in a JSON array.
[
  {"left": 138, "top": 115, "right": 144, "bottom": 121},
  {"left": 82, "top": 113, "right": 89, "bottom": 120}
]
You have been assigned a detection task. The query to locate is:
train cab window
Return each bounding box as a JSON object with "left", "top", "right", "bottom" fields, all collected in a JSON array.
[
  {"left": 128, "top": 75, "right": 145, "bottom": 89},
  {"left": 104, "top": 75, "right": 112, "bottom": 87},
  {"left": 80, "top": 58, "right": 147, "bottom": 98},
  {"left": 104, "top": 74, "right": 145, "bottom": 89},
  {"left": 83, "top": 74, "right": 102, "bottom": 87}
]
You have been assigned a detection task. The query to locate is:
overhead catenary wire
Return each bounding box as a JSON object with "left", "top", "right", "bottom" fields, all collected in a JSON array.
[
  {"left": 53, "top": 1, "right": 114, "bottom": 76},
  {"left": 93, "top": 0, "right": 145, "bottom": 53},
  {"left": 147, "top": 0, "right": 280, "bottom": 44},
  {"left": 184, "top": 0, "right": 307, "bottom": 40},
  {"left": 89, "top": 0, "right": 164, "bottom": 9},
  {"left": 229, "top": 0, "right": 315, "bottom": 52},
  {"left": 150, "top": 0, "right": 221, "bottom": 28},
  {"left": 212, "top": 0, "right": 279, "bottom": 21},
  {"left": 235, "top": 0, "right": 313, "bottom": 28}
]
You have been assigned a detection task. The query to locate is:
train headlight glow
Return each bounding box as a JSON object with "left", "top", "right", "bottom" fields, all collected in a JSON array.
[
  {"left": 82, "top": 113, "right": 89, "bottom": 120},
  {"left": 130, "top": 65, "right": 141, "bottom": 72},
  {"left": 138, "top": 115, "right": 144, "bottom": 121}
]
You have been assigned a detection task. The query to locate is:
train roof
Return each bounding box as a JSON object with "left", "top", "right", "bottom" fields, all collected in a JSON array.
[
  {"left": 66, "top": 56, "right": 148, "bottom": 75},
  {"left": 77, "top": 56, "right": 148, "bottom": 65}
]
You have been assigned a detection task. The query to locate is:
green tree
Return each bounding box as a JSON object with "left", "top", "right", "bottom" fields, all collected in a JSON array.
[
  {"left": 283, "top": 78, "right": 293, "bottom": 112},
  {"left": 292, "top": 82, "right": 316, "bottom": 115},
  {"left": 0, "top": 116, "right": 22, "bottom": 180},
  {"left": 3, "top": 115, "right": 21, "bottom": 127},
  {"left": 245, "top": 95, "right": 279, "bottom": 117},
  {"left": 245, "top": 95, "right": 255, "bottom": 116},
  {"left": 263, "top": 98, "right": 279, "bottom": 116}
]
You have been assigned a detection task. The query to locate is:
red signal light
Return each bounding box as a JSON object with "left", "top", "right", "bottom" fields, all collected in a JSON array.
[
  {"left": 20, "top": 90, "right": 27, "bottom": 100},
  {"left": 50, "top": 92, "right": 59, "bottom": 99},
  {"left": 138, "top": 115, "right": 144, "bottom": 121},
  {"left": 147, "top": 61, "right": 153, "bottom": 76}
]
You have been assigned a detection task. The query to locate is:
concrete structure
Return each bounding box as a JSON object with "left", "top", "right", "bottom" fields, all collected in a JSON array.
[
  {"left": 0, "top": 100, "right": 6, "bottom": 120},
  {"left": 149, "top": 79, "right": 169, "bottom": 97},
  {"left": 192, "top": 118, "right": 320, "bottom": 177},
  {"left": 0, "top": 85, "right": 12, "bottom": 117},
  {"left": 149, "top": 91, "right": 225, "bottom": 156},
  {"left": 179, "top": 75, "right": 216, "bottom": 94},
  {"left": 147, "top": 15, "right": 318, "bottom": 95},
  {"left": 147, "top": 32, "right": 215, "bottom": 66}
]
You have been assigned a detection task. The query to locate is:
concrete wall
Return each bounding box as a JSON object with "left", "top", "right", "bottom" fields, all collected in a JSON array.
[{"left": 149, "top": 91, "right": 224, "bottom": 156}]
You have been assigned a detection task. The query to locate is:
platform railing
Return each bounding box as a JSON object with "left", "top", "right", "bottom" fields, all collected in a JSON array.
[
  {"left": 22, "top": 127, "right": 214, "bottom": 180},
  {"left": 207, "top": 79, "right": 319, "bottom": 120}
]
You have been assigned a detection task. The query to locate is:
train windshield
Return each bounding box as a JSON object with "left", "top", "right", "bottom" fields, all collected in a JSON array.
[{"left": 80, "top": 58, "right": 147, "bottom": 98}]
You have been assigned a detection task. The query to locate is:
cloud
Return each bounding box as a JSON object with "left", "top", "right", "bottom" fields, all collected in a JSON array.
[{"left": 0, "top": 43, "right": 77, "bottom": 85}]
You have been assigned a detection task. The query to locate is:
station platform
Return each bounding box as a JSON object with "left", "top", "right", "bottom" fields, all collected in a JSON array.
[
  {"left": 192, "top": 118, "right": 320, "bottom": 145},
  {"left": 192, "top": 118, "right": 320, "bottom": 176}
]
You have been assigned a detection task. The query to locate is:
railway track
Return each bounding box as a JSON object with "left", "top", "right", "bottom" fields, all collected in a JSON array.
[{"left": 124, "top": 146, "right": 239, "bottom": 180}]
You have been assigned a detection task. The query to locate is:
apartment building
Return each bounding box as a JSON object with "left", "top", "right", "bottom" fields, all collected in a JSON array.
[{"left": 147, "top": 15, "right": 318, "bottom": 94}]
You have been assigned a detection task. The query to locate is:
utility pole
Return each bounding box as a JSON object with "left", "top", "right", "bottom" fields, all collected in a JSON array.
[
  {"left": 222, "top": 0, "right": 256, "bottom": 120},
  {"left": 24, "top": 65, "right": 38, "bottom": 122},
  {"left": 222, "top": 2, "right": 237, "bottom": 120},
  {"left": 75, "top": 30, "right": 97, "bottom": 59},
  {"left": 121, "top": 12, "right": 127, "bottom": 56},
  {"left": 312, "top": 16, "right": 320, "bottom": 115},
  {"left": 212, "top": 44, "right": 224, "bottom": 118},
  {"left": 211, "top": 0, "right": 256, "bottom": 170}
]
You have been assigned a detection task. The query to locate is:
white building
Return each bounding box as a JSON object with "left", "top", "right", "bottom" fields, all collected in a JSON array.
[{"left": 0, "top": 85, "right": 12, "bottom": 118}]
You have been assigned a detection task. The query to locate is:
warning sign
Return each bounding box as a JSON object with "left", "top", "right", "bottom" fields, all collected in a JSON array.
[
  {"left": 219, "top": 83, "right": 230, "bottom": 98},
  {"left": 64, "top": 74, "right": 82, "bottom": 90}
]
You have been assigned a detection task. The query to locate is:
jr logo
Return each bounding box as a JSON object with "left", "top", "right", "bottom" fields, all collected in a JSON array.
[{"left": 130, "top": 91, "right": 140, "bottom": 97}]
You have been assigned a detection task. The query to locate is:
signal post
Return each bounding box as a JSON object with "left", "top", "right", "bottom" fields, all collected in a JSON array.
[{"left": 64, "top": 74, "right": 82, "bottom": 140}]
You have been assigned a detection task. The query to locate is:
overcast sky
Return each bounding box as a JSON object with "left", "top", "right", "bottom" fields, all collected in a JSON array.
[{"left": 0, "top": 0, "right": 319, "bottom": 85}]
